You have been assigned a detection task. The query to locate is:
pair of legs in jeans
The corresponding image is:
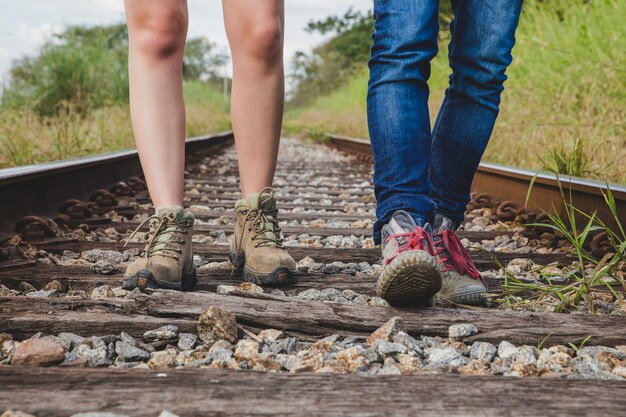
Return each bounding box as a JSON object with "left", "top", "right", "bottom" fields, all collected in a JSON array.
[
  {"left": 122, "top": 0, "right": 296, "bottom": 291},
  {"left": 369, "top": 0, "right": 523, "bottom": 305}
]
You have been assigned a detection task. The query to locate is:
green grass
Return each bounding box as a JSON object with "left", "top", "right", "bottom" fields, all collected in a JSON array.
[
  {"left": 0, "top": 81, "right": 231, "bottom": 168},
  {"left": 285, "top": 0, "right": 626, "bottom": 184},
  {"left": 494, "top": 183, "right": 625, "bottom": 314},
  {"left": 285, "top": 71, "right": 369, "bottom": 138}
]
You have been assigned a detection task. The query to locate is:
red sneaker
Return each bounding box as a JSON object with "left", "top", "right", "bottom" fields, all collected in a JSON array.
[
  {"left": 377, "top": 211, "right": 441, "bottom": 306},
  {"left": 433, "top": 214, "right": 486, "bottom": 305}
]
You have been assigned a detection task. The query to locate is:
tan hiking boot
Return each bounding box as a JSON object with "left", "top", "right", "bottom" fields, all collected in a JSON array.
[
  {"left": 433, "top": 214, "right": 486, "bottom": 305},
  {"left": 377, "top": 210, "right": 441, "bottom": 307},
  {"left": 122, "top": 206, "right": 196, "bottom": 291},
  {"left": 229, "top": 188, "right": 297, "bottom": 285}
]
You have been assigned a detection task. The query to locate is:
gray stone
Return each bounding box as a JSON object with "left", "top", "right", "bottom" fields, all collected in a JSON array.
[
  {"left": 90, "top": 260, "right": 119, "bottom": 275},
  {"left": 470, "top": 342, "right": 497, "bottom": 362},
  {"left": 375, "top": 366, "right": 402, "bottom": 375},
  {"left": 363, "top": 347, "right": 382, "bottom": 364},
  {"left": 427, "top": 347, "right": 469, "bottom": 368},
  {"left": 111, "top": 287, "right": 130, "bottom": 298},
  {"left": 216, "top": 285, "right": 237, "bottom": 295},
  {"left": 262, "top": 337, "right": 298, "bottom": 355},
  {"left": 89, "top": 337, "right": 107, "bottom": 351},
  {"left": 448, "top": 324, "right": 478, "bottom": 340},
  {"left": 340, "top": 336, "right": 359, "bottom": 347},
  {"left": 513, "top": 346, "right": 538, "bottom": 365},
  {"left": 80, "top": 249, "right": 126, "bottom": 264},
  {"left": 143, "top": 325, "right": 179, "bottom": 342},
  {"left": 270, "top": 289, "right": 286, "bottom": 297},
  {"left": 177, "top": 333, "right": 197, "bottom": 351},
  {"left": 25, "top": 290, "right": 57, "bottom": 298},
  {"left": 74, "top": 345, "right": 111, "bottom": 367},
  {"left": 319, "top": 264, "right": 341, "bottom": 274},
  {"left": 373, "top": 340, "right": 407, "bottom": 357},
  {"left": 70, "top": 413, "right": 130, "bottom": 417},
  {"left": 368, "top": 297, "right": 390, "bottom": 307},
  {"left": 207, "top": 348, "right": 234, "bottom": 364},
  {"left": 498, "top": 341, "right": 518, "bottom": 359},
  {"left": 58, "top": 333, "right": 85, "bottom": 351},
  {"left": 115, "top": 341, "right": 150, "bottom": 362},
  {"left": 113, "top": 357, "right": 143, "bottom": 369},
  {"left": 297, "top": 289, "right": 323, "bottom": 301},
  {"left": 578, "top": 346, "right": 626, "bottom": 361},
  {"left": 341, "top": 289, "right": 358, "bottom": 300},
  {"left": 421, "top": 336, "right": 442, "bottom": 348},
  {"left": 393, "top": 332, "right": 425, "bottom": 356},
  {"left": 119, "top": 332, "right": 136, "bottom": 346},
  {"left": 90, "top": 285, "right": 114, "bottom": 299},
  {"left": 571, "top": 355, "right": 609, "bottom": 374}
]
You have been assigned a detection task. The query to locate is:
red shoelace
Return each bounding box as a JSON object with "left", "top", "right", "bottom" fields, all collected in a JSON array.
[
  {"left": 385, "top": 227, "right": 435, "bottom": 265},
  {"left": 433, "top": 229, "right": 482, "bottom": 281}
]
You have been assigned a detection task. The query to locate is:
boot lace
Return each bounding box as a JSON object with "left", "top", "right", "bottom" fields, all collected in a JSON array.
[
  {"left": 385, "top": 227, "right": 435, "bottom": 265},
  {"left": 245, "top": 206, "right": 284, "bottom": 249},
  {"left": 125, "top": 213, "right": 191, "bottom": 261},
  {"left": 433, "top": 229, "right": 482, "bottom": 281}
]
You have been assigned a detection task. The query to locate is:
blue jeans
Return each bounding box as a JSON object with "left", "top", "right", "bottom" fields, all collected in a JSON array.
[{"left": 368, "top": 0, "right": 523, "bottom": 244}]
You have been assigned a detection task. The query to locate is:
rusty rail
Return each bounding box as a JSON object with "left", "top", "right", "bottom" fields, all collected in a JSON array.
[
  {"left": 326, "top": 134, "right": 626, "bottom": 231},
  {"left": 0, "top": 132, "right": 234, "bottom": 229}
]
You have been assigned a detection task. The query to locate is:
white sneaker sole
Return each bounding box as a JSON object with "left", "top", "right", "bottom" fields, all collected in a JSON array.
[{"left": 376, "top": 251, "right": 442, "bottom": 307}]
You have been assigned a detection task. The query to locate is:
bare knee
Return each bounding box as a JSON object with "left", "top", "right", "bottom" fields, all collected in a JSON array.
[
  {"left": 235, "top": 19, "right": 283, "bottom": 63},
  {"left": 129, "top": 7, "right": 187, "bottom": 59}
]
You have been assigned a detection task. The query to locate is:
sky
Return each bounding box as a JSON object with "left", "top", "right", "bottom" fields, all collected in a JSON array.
[{"left": 0, "top": 0, "right": 373, "bottom": 85}]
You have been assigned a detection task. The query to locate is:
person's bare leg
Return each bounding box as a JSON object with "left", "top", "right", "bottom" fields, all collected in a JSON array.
[
  {"left": 125, "top": 0, "right": 188, "bottom": 208},
  {"left": 223, "top": 0, "right": 285, "bottom": 197}
]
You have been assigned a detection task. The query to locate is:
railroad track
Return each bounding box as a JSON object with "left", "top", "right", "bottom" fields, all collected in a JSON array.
[
  {"left": 1, "top": 134, "right": 625, "bottom": 416},
  {"left": 327, "top": 135, "right": 626, "bottom": 233}
]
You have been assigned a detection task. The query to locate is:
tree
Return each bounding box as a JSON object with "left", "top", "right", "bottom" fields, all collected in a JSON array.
[{"left": 183, "top": 37, "right": 229, "bottom": 82}]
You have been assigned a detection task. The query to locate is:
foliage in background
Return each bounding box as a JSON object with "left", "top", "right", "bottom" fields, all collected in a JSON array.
[
  {"left": 0, "top": 23, "right": 231, "bottom": 168},
  {"left": 2, "top": 24, "right": 130, "bottom": 116},
  {"left": 288, "top": 8, "right": 373, "bottom": 108},
  {"left": 182, "top": 37, "right": 229, "bottom": 84},
  {"left": 1, "top": 23, "right": 229, "bottom": 117},
  {"left": 285, "top": 0, "right": 626, "bottom": 184}
]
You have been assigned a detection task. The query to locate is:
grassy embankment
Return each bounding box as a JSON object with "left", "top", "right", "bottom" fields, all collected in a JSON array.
[
  {"left": 285, "top": 0, "right": 626, "bottom": 184},
  {"left": 0, "top": 82, "right": 230, "bottom": 169}
]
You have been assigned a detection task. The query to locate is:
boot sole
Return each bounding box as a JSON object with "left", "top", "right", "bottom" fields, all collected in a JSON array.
[
  {"left": 229, "top": 251, "right": 298, "bottom": 286},
  {"left": 377, "top": 251, "right": 441, "bottom": 307},
  {"left": 122, "top": 268, "right": 197, "bottom": 292}
]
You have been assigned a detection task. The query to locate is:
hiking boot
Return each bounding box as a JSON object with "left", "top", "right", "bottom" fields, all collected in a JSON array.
[
  {"left": 229, "top": 188, "right": 297, "bottom": 285},
  {"left": 376, "top": 210, "right": 441, "bottom": 306},
  {"left": 433, "top": 214, "right": 486, "bottom": 305},
  {"left": 122, "top": 206, "right": 196, "bottom": 291}
]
